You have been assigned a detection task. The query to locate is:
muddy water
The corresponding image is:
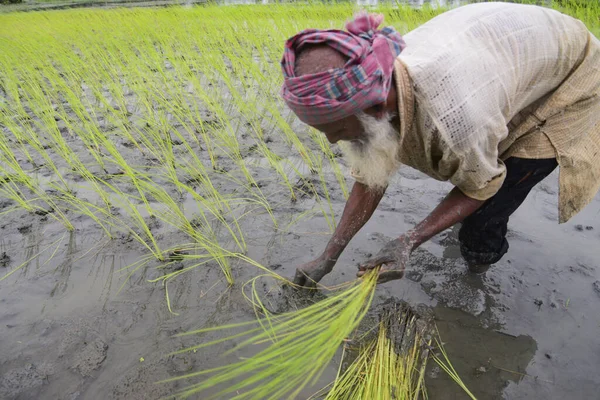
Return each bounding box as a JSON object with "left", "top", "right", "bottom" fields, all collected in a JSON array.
[{"left": 1, "top": 146, "right": 599, "bottom": 400}]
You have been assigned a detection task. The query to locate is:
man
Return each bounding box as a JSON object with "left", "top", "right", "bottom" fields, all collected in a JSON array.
[{"left": 280, "top": 2, "right": 600, "bottom": 287}]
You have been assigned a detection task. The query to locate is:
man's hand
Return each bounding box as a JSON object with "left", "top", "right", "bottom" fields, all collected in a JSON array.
[
  {"left": 293, "top": 255, "right": 337, "bottom": 288},
  {"left": 357, "top": 187, "right": 485, "bottom": 283},
  {"left": 357, "top": 235, "right": 415, "bottom": 283}
]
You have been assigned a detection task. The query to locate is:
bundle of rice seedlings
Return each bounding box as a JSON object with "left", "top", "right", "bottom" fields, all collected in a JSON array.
[
  {"left": 159, "top": 272, "right": 379, "bottom": 399},
  {"left": 321, "top": 300, "right": 430, "bottom": 400},
  {"left": 319, "top": 300, "right": 477, "bottom": 400},
  {"left": 162, "top": 281, "right": 477, "bottom": 400}
]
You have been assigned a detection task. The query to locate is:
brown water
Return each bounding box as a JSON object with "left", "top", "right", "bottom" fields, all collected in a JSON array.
[{"left": 1, "top": 134, "right": 599, "bottom": 400}]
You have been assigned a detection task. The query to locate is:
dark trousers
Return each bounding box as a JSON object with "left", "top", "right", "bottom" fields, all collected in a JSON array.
[{"left": 459, "top": 157, "right": 558, "bottom": 265}]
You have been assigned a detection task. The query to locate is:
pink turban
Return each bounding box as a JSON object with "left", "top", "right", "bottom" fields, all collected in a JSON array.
[{"left": 280, "top": 12, "right": 406, "bottom": 125}]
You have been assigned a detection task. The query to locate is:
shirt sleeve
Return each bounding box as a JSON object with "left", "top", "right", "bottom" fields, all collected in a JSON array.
[{"left": 438, "top": 137, "right": 507, "bottom": 201}]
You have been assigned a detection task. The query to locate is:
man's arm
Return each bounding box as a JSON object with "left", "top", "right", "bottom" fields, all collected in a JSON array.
[
  {"left": 324, "top": 181, "right": 386, "bottom": 260},
  {"left": 358, "top": 187, "right": 485, "bottom": 281},
  {"left": 293, "top": 181, "right": 385, "bottom": 287},
  {"left": 407, "top": 186, "right": 485, "bottom": 249}
]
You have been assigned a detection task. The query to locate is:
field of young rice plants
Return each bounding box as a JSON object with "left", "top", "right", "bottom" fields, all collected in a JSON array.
[
  {"left": 0, "top": 5, "right": 446, "bottom": 397},
  {"left": 0, "top": 3, "right": 450, "bottom": 297},
  {"left": 1, "top": 2, "right": 599, "bottom": 399}
]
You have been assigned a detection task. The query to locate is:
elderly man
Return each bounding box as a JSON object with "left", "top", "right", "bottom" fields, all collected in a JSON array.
[{"left": 281, "top": 2, "right": 600, "bottom": 287}]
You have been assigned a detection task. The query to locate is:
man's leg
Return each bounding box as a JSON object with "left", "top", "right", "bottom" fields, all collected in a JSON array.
[{"left": 459, "top": 157, "right": 558, "bottom": 273}]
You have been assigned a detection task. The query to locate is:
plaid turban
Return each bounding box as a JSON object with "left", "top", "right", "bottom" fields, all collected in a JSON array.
[{"left": 280, "top": 12, "right": 406, "bottom": 125}]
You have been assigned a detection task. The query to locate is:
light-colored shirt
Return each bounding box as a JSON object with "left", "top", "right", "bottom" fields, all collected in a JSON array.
[{"left": 391, "top": 2, "right": 600, "bottom": 223}]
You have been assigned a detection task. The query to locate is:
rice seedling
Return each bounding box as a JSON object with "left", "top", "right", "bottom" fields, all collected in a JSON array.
[
  {"left": 0, "top": 232, "right": 67, "bottom": 282},
  {"left": 1, "top": 0, "right": 597, "bottom": 293},
  {"left": 5, "top": 3, "right": 596, "bottom": 399},
  {"left": 319, "top": 302, "right": 430, "bottom": 400},
  {"left": 157, "top": 273, "right": 479, "bottom": 399},
  {"left": 158, "top": 271, "right": 379, "bottom": 399},
  {"left": 319, "top": 306, "right": 479, "bottom": 400},
  {"left": 430, "top": 331, "right": 478, "bottom": 400}
]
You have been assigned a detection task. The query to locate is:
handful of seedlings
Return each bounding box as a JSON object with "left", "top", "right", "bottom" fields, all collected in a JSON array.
[
  {"left": 161, "top": 274, "right": 476, "bottom": 399},
  {"left": 161, "top": 272, "right": 379, "bottom": 399},
  {"left": 320, "top": 299, "right": 433, "bottom": 400}
]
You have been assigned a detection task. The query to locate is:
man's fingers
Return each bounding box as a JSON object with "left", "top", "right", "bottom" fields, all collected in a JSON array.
[
  {"left": 357, "top": 262, "right": 394, "bottom": 278},
  {"left": 293, "top": 268, "right": 319, "bottom": 289},
  {"left": 377, "top": 269, "right": 404, "bottom": 283},
  {"left": 359, "top": 256, "right": 393, "bottom": 271},
  {"left": 293, "top": 269, "right": 307, "bottom": 287},
  {"left": 357, "top": 266, "right": 404, "bottom": 282}
]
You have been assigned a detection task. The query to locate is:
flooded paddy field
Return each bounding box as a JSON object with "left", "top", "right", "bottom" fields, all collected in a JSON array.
[{"left": 0, "top": 3, "right": 599, "bottom": 399}]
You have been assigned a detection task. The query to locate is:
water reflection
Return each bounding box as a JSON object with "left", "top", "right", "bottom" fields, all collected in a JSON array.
[{"left": 426, "top": 306, "right": 538, "bottom": 400}]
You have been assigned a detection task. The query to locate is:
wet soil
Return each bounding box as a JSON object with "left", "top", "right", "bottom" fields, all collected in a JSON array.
[
  {"left": 0, "top": 51, "right": 599, "bottom": 399},
  {"left": 2, "top": 153, "right": 599, "bottom": 399}
]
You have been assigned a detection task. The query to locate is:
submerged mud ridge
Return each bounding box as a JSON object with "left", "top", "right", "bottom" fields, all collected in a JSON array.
[
  {"left": 354, "top": 298, "right": 434, "bottom": 354},
  {"left": 377, "top": 299, "right": 434, "bottom": 354},
  {"left": 348, "top": 298, "right": 435, "bottom": 373}
]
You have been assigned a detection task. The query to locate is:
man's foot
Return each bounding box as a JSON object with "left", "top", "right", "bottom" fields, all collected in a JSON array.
[{"left": 467, "top": 263, "right": 490, "bottom": 275}]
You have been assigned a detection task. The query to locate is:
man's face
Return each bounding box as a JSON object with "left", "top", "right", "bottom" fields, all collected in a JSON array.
[
  {"left": 312, "top": 115, "right": 365, "bottom": 144},
  {"left": 336, "top": 111, "right": 401, "bottom": 190}
]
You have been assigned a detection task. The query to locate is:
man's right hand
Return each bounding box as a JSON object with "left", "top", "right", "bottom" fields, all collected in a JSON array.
[{"left": 293, "top": 255, "right": 337, "bottom": 288}]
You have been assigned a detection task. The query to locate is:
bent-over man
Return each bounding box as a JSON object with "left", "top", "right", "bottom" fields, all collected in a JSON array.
[{"left": 280, "top": 2, "right": 600, "bottom": 286}]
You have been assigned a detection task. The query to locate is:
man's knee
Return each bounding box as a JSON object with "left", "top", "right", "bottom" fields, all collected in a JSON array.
[{"left": 458, "top": 222, "right": 509, "bottom": 265}]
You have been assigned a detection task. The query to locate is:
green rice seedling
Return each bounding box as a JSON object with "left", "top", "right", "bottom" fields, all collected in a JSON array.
[
  {"left": 1, "top": 1, "right": 596, "bottom": 309},
  {"left": 317, "top": 305, "right": 478, "bottom": 400},
  {"left": 269, "top": 106, "right": 318, "bottom": 174},
  {"left": 158, "top": 271, "right": 477, "bottom": 400},
  {"left": 0, "top": 125, "right": 34, "bottom": 182},
  {"left": 0, "top": 179, "right": 38, "bottom": 214},
  {"left": 159, "top": 271, "right": 379, "bottom": 399},
  {"left": 10, "top": 107, "right": 70, "bottom": 191},
  {"left": 95, "top": 177, "right": 165, "bottom": 260},
  {"left": 174, "top": 181, "right": 247, "bottom": 251},
  {"left": 0, "top": 232, "right": 66, "bottom": 282},
  {"left": 0, "top": 134, "right": 74, "bottom": 229},
  {"left": 290, "top": 156, "right": 338, "bottom": 233},
  {"left": 140, "top": 176, "right": 247, "bottom": 255},
  {"left": 128, "top": 238, "right": 277, "bottom": 313},
  {"left": 51, "top": 188, "right": 116, "bottom": 238},
  {"left": 321, "top": 313, "right": 428, "bottom": 400},
  {"left": 254, "top": 140, "right": 298, "bottom": 201},
  {"left": 157, "top": 269, "right": 475, "bottom": 399},
  {"left": 203, "top": 170, "right": 278, "bottom": 229},
  {"left": 430, "top": 331, "right": 478, "bottom": 400},
  {"left": 149, "top": 258, "right": 214, "bottom": 315}
]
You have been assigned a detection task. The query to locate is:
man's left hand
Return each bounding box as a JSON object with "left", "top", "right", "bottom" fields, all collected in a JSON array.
[{"left": 357, "top": 235, "right": 415, "bottom": 283}]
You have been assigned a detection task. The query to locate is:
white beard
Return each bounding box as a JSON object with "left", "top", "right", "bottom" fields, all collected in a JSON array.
[{"left": 338, "top": 112, "right": 401, "bottom": 191}]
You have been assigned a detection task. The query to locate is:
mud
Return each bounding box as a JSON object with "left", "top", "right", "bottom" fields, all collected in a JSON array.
[
  {"left": 1, "top": 25, "right": 599, "bottom": 398},
  {"left": 1, "top": 147, "right": 598, "bottom": 399}
]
